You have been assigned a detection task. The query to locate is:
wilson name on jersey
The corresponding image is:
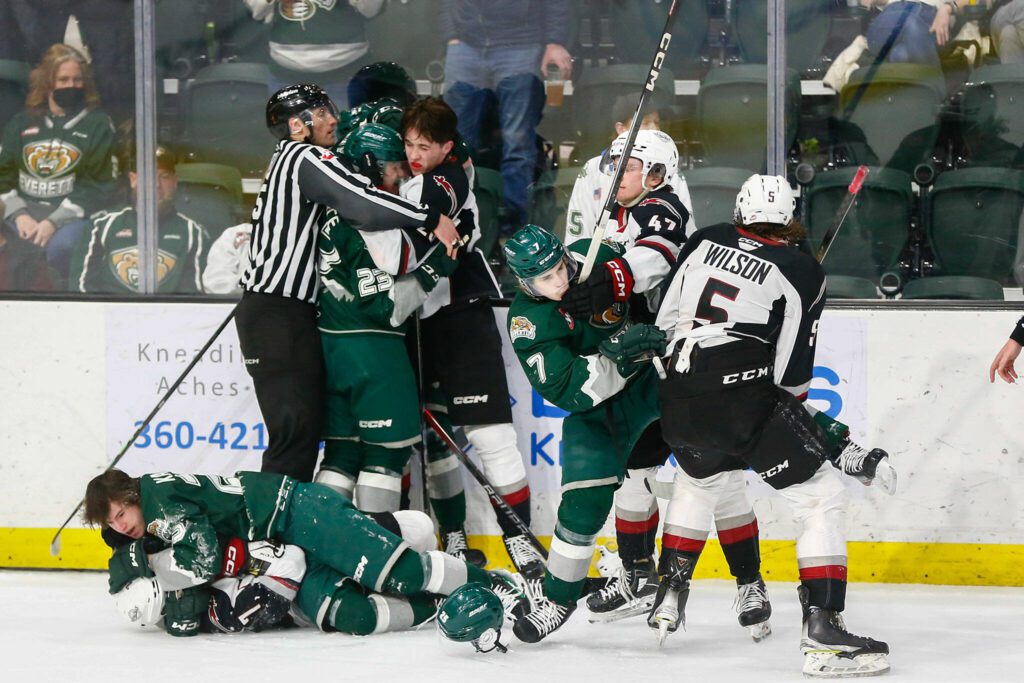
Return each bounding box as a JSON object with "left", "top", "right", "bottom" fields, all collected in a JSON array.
[{"left": 656, "top": 223, "right": 826, "bottom": 396}]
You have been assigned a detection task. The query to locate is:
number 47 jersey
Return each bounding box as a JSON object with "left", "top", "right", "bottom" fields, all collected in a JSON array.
[{"left": 655, "top": 223, "right": 827, "bottom": 398}]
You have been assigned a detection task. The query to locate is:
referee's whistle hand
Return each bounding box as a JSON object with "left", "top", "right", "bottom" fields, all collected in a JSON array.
[{"left": 434, "top": 215, "right": 460, "bottom": 257}]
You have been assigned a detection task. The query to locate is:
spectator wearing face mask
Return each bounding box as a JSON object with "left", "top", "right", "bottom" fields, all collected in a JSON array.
[{"left": 0, "top": 43, "right": 117, "bottom": 288}]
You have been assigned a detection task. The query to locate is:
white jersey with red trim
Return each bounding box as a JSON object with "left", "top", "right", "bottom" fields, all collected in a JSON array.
[{"left": 655, "top": 222, "right": 827, "bottom": 398}]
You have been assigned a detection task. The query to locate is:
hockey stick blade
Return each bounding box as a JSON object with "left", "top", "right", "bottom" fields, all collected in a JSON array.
[
  {"left": 49, "top": 306, "right": 238, "bottom": 556},
  {"left": 578, "top": 0, "right": 680, "bottom": 282},
  {"left": 422, "top": 408, "right": 548, "bottom": 559},
  {"left": 815, "top": 165, "right": 869, "bottom": 263}
]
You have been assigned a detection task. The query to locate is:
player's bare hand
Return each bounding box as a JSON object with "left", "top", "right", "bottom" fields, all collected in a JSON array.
[
  {"left": 14, "top": 213, "right": 36, "bottom": 240},
  {"left": 542, "top": 43, "right": 573, "bottom": 80},
  {"left": 930, "top": 4, "right": 953, "bottom": 46},
  {"left": 989, "top": 338, "right": 1022, "bottom": 384},
  {"left": 433, "top": 214, "right": 461, "bottom": 257}
]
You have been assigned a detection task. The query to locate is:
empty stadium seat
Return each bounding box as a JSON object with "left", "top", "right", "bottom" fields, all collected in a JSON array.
[
  {"left": 697, "top": 65, "right": 800, "bottom": 172},
  {"left": 926, "top": 167, "right": 1024, "bottom": 283},
  {"left": 0, "top": 60, "right": 29, "bottom": 132},
  {"left": 174, "top": 163, "right": 245, "bottom": 237},
  {"left": 683, "top": 167, "right": 752, "bottom": 229},
  {"left": 181, "top": 62, "right": 274, "bottom": 175},
  {"left": 901, "top": 275, "right": 1004, "bottom": 300},
  {"left": 837, "top": 63, "right": 945, "bottom": 173},
  {"left": 607, "top": 0, "right": 709, "bottom": 79},
  {"left": 826, "top": 275, "right": 879, "bottom": 300},
  {"left": 961, "top": 64, "right": 1024, "bottom": 150},
  {"left": 804, "top": 166, "right": 913, "bottom": 280},
  {"left": 733, "top": 0, "right": 832, "bottom": 75}
]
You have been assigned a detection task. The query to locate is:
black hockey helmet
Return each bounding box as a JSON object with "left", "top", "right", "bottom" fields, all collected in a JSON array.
[
  {"left": 347, "top": 61, "right": 417, "bottom": 109},
  {"left": 266, "top": 83, "right": 339, "bottom": 141}
]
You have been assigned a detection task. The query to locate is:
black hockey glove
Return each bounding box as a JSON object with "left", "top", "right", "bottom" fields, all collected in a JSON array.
[
  {"left": 561, "top": 258, "right": 635, "bottom": 319},
  {"left": 108, "top": 539, "right": 157, "bottom": 594},
  {"left": 598, "top": 324, "right": 667, "bottom": 378},
  {"left": 165, "top": 586, "right": 211, "bottom": 637}
]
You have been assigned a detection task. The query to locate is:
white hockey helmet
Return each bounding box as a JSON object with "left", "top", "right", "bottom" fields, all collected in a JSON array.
[
  {"left": 602, "top": 129, "right": 679, "bottom": 191},
  {"left": 114, "top": 577, "right": 165, "bottom": 628},
  {"left": 734, "top": 174, "right": 796, "bottom": 227}
]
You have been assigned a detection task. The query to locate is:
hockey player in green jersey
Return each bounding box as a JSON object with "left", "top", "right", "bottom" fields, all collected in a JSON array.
[
  {"left": 70, "top": 145, "right": 207, "bottom": 294},
  {"left": 315, "top": 122, "right": 455, "bottom": 512},
  {"left": 85, "top": 468, "right": 530, "bottom": 645},
  {"left": 502, "top": 224, "right": 668, "bottom": 643}
]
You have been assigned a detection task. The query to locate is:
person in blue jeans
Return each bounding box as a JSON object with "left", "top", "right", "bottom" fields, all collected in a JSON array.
[
  {"left": 440, "top": 0, "right": 573, "bottom": 235},
  {"left": 863, "top": 0, "right": 959, "bottom": 66}
]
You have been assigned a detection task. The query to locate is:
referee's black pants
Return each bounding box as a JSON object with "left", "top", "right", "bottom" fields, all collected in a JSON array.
[{"left": 236, "top": 291, "right": 325, "bottom": 482}]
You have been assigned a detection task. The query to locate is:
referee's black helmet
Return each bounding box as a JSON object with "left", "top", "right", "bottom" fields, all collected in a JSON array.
[{"left": 266, "top": 84, "right": 338, "bottom": 140}]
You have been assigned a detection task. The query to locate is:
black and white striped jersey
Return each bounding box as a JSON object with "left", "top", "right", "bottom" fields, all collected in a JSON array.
[
  {"left": 243, "top": 139, "right": 441, "bottom": 303},
  {"left": 655, "top": 222, "right": 826, "bottom": 397}
]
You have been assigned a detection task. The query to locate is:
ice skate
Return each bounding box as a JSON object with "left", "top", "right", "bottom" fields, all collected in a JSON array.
[
  {"left": 586, "top": 556, "right": 658, "bottom": 623},
  {"left": 837, "top": 443, "right": 897, "bottom": 495},
  {"left": 734, "top": 576, "right": 772, "bottom": 642},
  {"left": 503, "top": 534, "right": 545, "bottom": 580},
  {"left": 647, "top": 582, "right": 689, "bottom": 646},
  {"left": 512, "top": 593, "right": 576, "bottom": 644},
  {"left": 799, "top": 587, "right": 890, "bottom": 678},
  {"left": 441, "top": 528, "right": 488, "bottom": 568}
]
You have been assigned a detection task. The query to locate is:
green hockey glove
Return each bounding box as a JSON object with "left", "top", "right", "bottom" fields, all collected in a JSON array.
[
  {"left": 412, "top": 245, "right": 459, "bottom": 293},
  {"left": 164, "top": 586, "right": 210, "bottom": 637},
  {"left": 108, "top": 539, "right": 156, "bottom": 595},
  {"left": 810, "top": 410, "right": 851, "bottom": 458},
  {"left": 598, "top": 324, "right": 667, "bottom": 378}
]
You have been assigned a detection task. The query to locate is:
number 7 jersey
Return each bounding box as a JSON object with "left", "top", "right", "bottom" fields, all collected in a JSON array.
[{"left": 655, "top": 223, "right": 827, "bottom": 398}]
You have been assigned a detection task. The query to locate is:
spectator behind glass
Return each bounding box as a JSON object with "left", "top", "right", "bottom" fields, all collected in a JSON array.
[
  {"left": 862, "top": 0, "right": 960, "bottom": 66},
  {"left": 0, "top": 44, "right": 117, "bottom": 289},
  {"left": 70, "top": 145, "right": 208, "bottom": 294},
  {"left": 0, "top": 213, "right": 53, "bottom": 293},
  {"left": 991, "top": 0, "right": 1024, "bottom": 63},
  {"left": 202, "top": 223, "right": 252, "bottom": 295},
  {"left": 441, "top": 0, "right": 573, "bottom": 236},
  {"left": 244, "top": 0, "right": 385, "bottom": 110}
]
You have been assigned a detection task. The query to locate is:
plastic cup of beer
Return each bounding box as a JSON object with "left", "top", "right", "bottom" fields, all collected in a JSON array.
[{"left": 546, "top": 66, "right": 565, "bottom": 108}]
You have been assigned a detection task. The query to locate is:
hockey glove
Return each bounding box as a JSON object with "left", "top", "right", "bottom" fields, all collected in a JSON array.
[
  {"left": 598, "top": 324, "right": 667, "bottom": 378},
  {"left": 561, "top": 258, "right": 634, "bottom": 319},
  {"left": 165, "top": 585, "right": 211, "bottom": 637},
  {"left": 412, "top": 245, "right": 459, "bottom": 293},
  {"left": 220, "top": 538, "right": 307, "bottom": 581},
  {"left": 108, "top": 539, "right": 157, "bottom": 594}
]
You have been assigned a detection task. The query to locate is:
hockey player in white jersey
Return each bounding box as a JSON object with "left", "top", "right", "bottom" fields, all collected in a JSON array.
[{"left": 651, "top": 175, "right": 891, "bottom": 677}]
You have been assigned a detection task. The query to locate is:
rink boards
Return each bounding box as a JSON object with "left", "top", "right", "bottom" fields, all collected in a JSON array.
[{"left": 1, "top": 300, "right": 1021, "bottom": 585}]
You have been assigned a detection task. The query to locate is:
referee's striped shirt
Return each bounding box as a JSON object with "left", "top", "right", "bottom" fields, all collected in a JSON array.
[{"left": 243, "top": 139, "right": 441, "bottom": 303}]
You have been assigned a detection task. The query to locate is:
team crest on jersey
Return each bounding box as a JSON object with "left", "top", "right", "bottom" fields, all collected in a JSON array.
[
  {"left": 432, "top": 175, "right": 458, "bottom": 215},
  {"left": 278, "top": 0, "right": 335, "bottom": 22},
  {"left": 590, "top": 302, "right": 626, "bottom": 328},
  {"left": 510, "top": 316, "right": 536, "bottom": 341},
  {"left": 147, "top": 518, "right": 187, "bottom": 544},
  {"left": 23, "top": 139, "right": 82, "bottom": 178},
  {"left": 110, "top": 247, "right": 176, "bottom": 288}
]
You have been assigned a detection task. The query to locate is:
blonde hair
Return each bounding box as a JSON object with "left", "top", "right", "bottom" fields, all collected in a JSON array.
[{"left": 25, "top": 44, "right": 102, "bottom": 116}]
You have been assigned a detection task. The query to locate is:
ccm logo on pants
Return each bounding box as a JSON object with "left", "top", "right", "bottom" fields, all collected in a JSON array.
[
  {"left": 722, "top": 366, "right": 770, "bottom": 385},
  {"left": 360, "top": 420, "right": 393, "bottom": 428},
  {"left": 759, "top": 459, "right": 789, "bottom": 480},
  {"left": 453, "top": 395, "right": 488, "bottom": 405}
]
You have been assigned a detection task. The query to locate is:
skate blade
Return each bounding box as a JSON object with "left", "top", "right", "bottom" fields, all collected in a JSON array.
[
  {"left": 748, "top": 620, "right": 771, "bottom": 642},
  {"left": 875, "top": 460, "right": 897, "bottom": 496},
  {"left": 587, "top": 595, "right": 656, "bottom": 623},
  {"left": 802, "top": 651, "right": 890, "bottom": 678},
  {"left": 657, "top": 621, "right": 670, "bottom": 646}
]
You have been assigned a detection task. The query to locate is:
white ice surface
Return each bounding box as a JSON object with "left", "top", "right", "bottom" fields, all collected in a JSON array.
[{"left": 3, "top": 570, "right": 1022, "bottom": 682}]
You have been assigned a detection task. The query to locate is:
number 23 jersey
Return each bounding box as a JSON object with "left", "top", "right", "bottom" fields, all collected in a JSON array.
[{"left": 655, "top": 223, "right": 826, "bottom": 398}]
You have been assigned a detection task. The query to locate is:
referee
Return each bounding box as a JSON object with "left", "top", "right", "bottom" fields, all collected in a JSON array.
[{"left": 237, "top": 84, "right": 461, "bottom": 481}]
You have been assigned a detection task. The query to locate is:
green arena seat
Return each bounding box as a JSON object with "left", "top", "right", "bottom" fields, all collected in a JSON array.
[
  {"left": 0, "top": 60, "right": 29, "bottom": 132},
  {"left": 901, "top": 275, "right": 1004, "bottom": 300},
  {"left": 365, "top": 0, "right": 444, "bottom": 82},
  {"left": 682, "top": 167, "right": 752, "bottom": 230},
  {"left": 826, "top": 275, "right": 879, "bottom": 300},
  {"left": 174, "top": 163, "right": 245, "bottom": 237},
  {"left": 733, "top": 0, "right": 832, "bottom": 74},
  {"left": 608, "top": 0, "right": 709, "bottom": 79}
]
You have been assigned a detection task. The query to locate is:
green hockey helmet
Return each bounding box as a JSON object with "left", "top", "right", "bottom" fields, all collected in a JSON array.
[
  {"left": 342, "top": 123, "right": 406, "bottom": 186},
  {"left": 348, "top": 61, "right": 417, "bottom": 108},
  {"left": 436, "top": 583, "right": 506, "bottom": 653},
  {"left": 503, "top": 224, "right": 579, "bottom": 298}
]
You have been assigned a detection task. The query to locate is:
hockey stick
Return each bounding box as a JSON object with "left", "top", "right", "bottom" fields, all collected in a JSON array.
[
  {"left": 422, "top": 407, "right": 548, "bottom": 559},
  {"left": 578, "top": 0, "right": 681, "bottom": 282},
  {"left": 816, "top": 165, "right": 869, "bottom": 263},
  {"left": 49, "top": 305, "right": 238, "bottom": 557}
]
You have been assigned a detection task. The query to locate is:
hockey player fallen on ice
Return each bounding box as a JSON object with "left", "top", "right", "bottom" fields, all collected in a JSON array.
[
  {"left": 652, "top": 175, "right": 891, "bottom": 676},
  {"left": 104, "top": 510, "right": 455, "bottom": 637},
  {"left": 85, "top": 469, "right": 530, "bottom": 642},
  {"left": 502, "top": 225, "right": 668, "bottom": 644}
]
